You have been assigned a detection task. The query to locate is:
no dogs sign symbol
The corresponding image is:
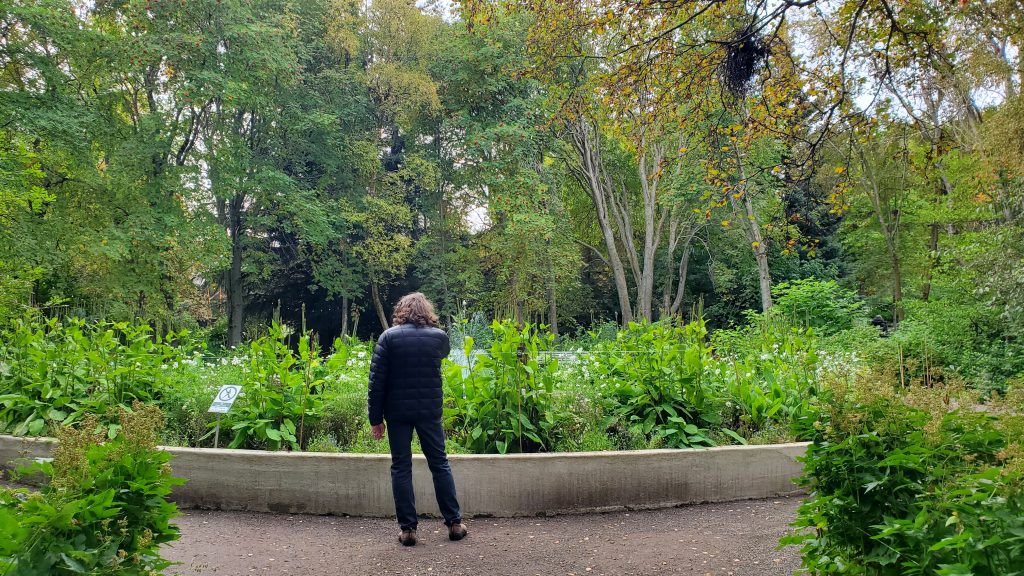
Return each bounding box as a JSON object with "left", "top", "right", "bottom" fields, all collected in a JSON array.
[{"left": 208, "top": 385, "right": 242, "bottom": 413}]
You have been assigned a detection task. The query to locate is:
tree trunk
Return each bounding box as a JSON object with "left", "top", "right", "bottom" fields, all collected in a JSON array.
[
  {"left": 568, "top": 118, "right": 634, "bottom": 325},
  {"left": 371, "top": 280, "right": 389, "bottom": 331},
  {"left": 858, "top": 147, "right": 905, "bottom": 325},
  {"left": 340, "top": 295, "right": 349, "bottom": 338},
  {"left": 635, "top": 141, "right": 665, "bottom": 320},
  {"left": 547, "top": 281, "right": 559, "bottom": 337},
  {"left": 670, "top": 239, "right": 694, "bottom": 315},
  {"left": 226, "top": 193, "right": 245, "bottom": 348},
  {"left": 742, "top": 199, "right": 773, "bottom": 312},
  {"left": 662, "top": 218, "right": 678, "bottom": 318},
  {"left": 662, "top": 217, "right": 698, "bottom": 318},
  {"left": 731, "top": 148, "right": 772, "bottom": 312}
]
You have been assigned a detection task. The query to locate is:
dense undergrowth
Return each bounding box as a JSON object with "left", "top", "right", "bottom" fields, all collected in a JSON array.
[
  {"left": 0, "top": 280, "right": 1020, "bottom": 458},
  {"left": 784, "top": 376, "right": 1024, "bottom": 575},
  {"left": 0, "top": 311, "right": 827, "bottom": 455},
  {"left": 0, "top": 403, "right": 183, "bottom": 575}
]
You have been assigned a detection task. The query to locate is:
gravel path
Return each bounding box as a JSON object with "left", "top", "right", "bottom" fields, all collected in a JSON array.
[{"left": 164, "top": 497, "right": 804, "bottom": 576}]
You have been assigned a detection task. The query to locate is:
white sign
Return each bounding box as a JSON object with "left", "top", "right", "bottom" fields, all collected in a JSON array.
[{"left": 208, "top": 385, "right": 242, "bottom": 413}]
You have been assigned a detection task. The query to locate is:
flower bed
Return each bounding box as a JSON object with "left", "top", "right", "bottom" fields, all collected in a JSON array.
[{"left": 1, "top": 315, "right": 830, "bottom": 455}]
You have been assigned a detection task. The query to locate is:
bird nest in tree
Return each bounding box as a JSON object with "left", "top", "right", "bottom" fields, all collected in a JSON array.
[{"left": 720, "top": 26, "right": 769, "bottom": 97}]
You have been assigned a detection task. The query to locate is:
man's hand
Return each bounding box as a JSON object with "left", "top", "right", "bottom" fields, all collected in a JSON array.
[{"left": 371, "top": 423, "right": 386, "bottom": 441}]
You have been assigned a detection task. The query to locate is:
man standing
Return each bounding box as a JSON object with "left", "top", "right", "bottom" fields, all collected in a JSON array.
[{"left": 368, "top": 292, "right": 468, "bottom": 546}]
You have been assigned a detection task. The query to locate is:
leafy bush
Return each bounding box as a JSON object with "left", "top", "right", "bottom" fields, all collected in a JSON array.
[
  {"left": 0, "top": 312, "right": 838, "bottom": 454},
  {"left": 784, "top": 378, "right": 1024, "bottom": 575},
  {"left": 0, "top": 403, "right": 184, "bottom": 575},
  {"left": 0, "top": 314, "right": 195, "bottom": 437},
  {"left": 771, "top": 279, "right": 864, "bottom": 335},
  {"left": 220, "top": 325, "right": 324, "bottom": 450},
  {"left": 839, "top": 298, "right": 1024, "bottom": 396},
  {"left": 443, "top": 321, "right": 561, "bottom": 453},
  {"left": 316, "top": 337, "right": 372, "bottom": 449},
  {"left": 158, "top": 358, "right": 241, "bottom": 447},
  {"left": 591, "top": 319, "right": 722, "bottom": 448},
  {"left": 713, "top": 319, "right": 824, "bottom": 442}
]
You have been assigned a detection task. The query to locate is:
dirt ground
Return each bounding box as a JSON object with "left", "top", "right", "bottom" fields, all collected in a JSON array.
[{"left": 163, "top": 497, "right": 804, "bottom": 576}]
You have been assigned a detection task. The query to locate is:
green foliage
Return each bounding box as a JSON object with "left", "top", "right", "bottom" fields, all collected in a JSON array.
[
  {"left": 0, "top": 314, "right": 195, "bottom": 438},
  {"left": 220, "top": 325, "right": 324, "bottom": 451},
  {"left": 577, "top": 318, "right": 823, "bottom": 448},
  {"left": 771, "top": 279, "right": 864, "bottom": 335},
  {"left": 591, "top": 319, "right": 720, "bottom": 448},
  {"left": 784, "top": 380, "right": 1024, "bottom": 575},
  {"left": 0, "top": 403, "right": 184, "bottom": 575},
  {"left": 443, "top": 320, "right": 560, "bottom": 454},
  {"left": 316, "top": 337, "right": 372, "bottom": 449},
  {"left": 157, "top": 359, "right": 240, "bottom": 448},
  {"left": 850, "top": 299, "right": 1024, "bottom": 394},
  {"left": 714, "top": 319, "right": 824, "bottom": 442}
]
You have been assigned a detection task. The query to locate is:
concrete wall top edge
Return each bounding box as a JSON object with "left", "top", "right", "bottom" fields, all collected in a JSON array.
[
  {"left": 0, "top": 435, "right": 56, "bottom": 446},
  {"left": 0, "top": 434, "right": 809, "bottom": 460}
]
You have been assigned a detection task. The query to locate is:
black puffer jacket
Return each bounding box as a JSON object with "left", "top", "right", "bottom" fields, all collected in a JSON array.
[{"left": 367, "top": 323, "right": 450, "bottom": 425}]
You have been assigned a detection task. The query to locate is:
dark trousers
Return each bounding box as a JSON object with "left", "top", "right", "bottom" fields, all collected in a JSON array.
[{"left": 386, "top": 418, "right": 462, "bottom": 531}]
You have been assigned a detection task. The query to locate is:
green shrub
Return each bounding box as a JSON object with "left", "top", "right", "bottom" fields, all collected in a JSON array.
[
  {"left": 317, "top": 392, "right": 366, "bottom": 450},
  {"left": 0, "top": 403, "right": 184, "bottom": 575},
  {"left": 0, "top": 314, "right": 195, "bottom": 438},
  {"left": 771, "top": 279, "right": 864, "bottom": 335},
  {"left": 220, "top": 325, "right": 323, "bottom": 450},
  {"left": 592, "top": 319, "right": 721, "bottom": 448},
  {"left": 443, "top": 320, "right": 561, "bottom": 454},
  {"left": 784, "top": 379, "right": 1024, "bottom": 575},
  {"left": 554, "top": 428, "right": 616, "bottom": 452},
  {"left": 315, "top": 336, "right": 371, "bottom": 449},
  {"left": 713, "top": 319, "right": 824, "bottom": 442},
  {"left": 306, "top": 432, "right": 344, "bottom": 453},
  {"left": 844, "top": 298, "right": 1023, "bottom": 395},
  {"left": 0, "top": 311, "right": 840, "bottom": 456}
]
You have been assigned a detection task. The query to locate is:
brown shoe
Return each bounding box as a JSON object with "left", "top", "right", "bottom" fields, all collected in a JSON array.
[
  {"left": 399, "top": 529, "right": 417, "bottom": 546},
  {"left": 448, "top": 522, "right": 467, "bottom": 541}
]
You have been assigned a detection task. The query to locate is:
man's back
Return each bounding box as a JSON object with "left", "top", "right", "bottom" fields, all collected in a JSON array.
[{"left": 369, "top": 323, "right": 450, "bottom": 423}]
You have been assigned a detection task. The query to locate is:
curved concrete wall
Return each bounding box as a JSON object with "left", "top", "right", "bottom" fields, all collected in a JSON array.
[{"left": 0, "top": 435, "right": 808, "bottom": 517}]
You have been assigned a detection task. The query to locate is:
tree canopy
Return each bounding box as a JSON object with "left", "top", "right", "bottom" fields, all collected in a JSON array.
[{"left": 0, "top": 0, "right": 1020, "bottom": 348}]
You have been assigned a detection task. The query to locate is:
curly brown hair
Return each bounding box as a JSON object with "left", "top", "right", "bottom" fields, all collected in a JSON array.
[{"left": 392, "top": 292, "right": 440, "bottom": 328}]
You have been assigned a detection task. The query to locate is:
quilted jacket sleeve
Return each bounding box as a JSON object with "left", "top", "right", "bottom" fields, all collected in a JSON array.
[
  {"left": 440, "top": 330, "right": 451, "bottom": 359},
  {"left": 367, "top": 331, "right": 389, "bottom": 426}
]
